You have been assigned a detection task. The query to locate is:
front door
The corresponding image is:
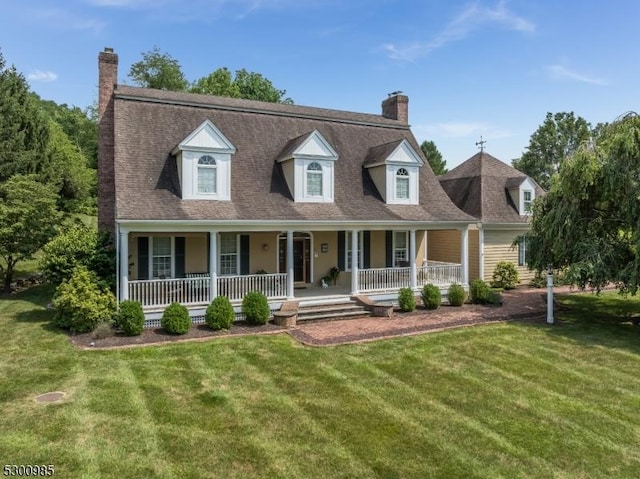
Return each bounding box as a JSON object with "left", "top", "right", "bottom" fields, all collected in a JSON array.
[{"left": 279, "top": 235, "right": 311, "bottom": 283}]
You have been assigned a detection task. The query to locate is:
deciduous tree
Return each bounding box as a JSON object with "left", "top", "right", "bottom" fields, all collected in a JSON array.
[{"left": 129, "top": 46, "right": 189, "bottom": 91}]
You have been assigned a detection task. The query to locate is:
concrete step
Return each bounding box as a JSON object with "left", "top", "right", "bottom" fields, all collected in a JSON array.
[{"left": 296, "top": 301, "right": 370, "bottom": 322}]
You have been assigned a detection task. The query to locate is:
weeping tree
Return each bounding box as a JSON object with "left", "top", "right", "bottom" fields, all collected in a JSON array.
[{"left": 525, "top": 112, "right": 640, "bottom": 293}]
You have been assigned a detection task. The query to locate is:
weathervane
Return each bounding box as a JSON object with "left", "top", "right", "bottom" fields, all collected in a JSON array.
[{"left": 475, "top": 136, "right": 487, "bottom": 152}]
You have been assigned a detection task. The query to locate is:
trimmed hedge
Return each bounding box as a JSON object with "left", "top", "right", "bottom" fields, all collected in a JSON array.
[
  {"left": 398, "top": 287, "right": 416, "bottom": 312},
  {"left": 242, "top": 291, "right": 270, "bottom": 325},
  {"left": 470, "top": 279, "right": 491, "bottom": 304},
  {"left": 447, "top": 283, "right": 466, "bottom": 306},
  {"left": 161, "top": 302, "right": 191, "bottom": 334},
  {"left": 421, "top": 284, "right": 441, "bottom": 310},
  {"left": 491, "top": 261, "right": 519, "bottom": 290},
  {"left": 206, "top": 296, "right": 235, "bottom": 330},
  {"left": 117, "top": 300, "right": 145, "bottom": 336}
]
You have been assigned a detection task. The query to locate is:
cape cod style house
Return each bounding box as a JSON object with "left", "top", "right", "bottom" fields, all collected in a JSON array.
[
  {"left": 97, "top": 48, "right": 477, "bottom": 321},
  {"left": 437, "top": 152, "right": 544, "bottom": 283}
]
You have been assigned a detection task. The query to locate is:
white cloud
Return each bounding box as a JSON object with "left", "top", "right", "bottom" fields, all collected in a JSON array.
[
  {"left": 27, "top": 70, "right": 58, "bottom": 82},
  {"left": 414, "top": 121, "right": 512, "bottom": 140},
  {"left": 383, "top": 0, "right": 535, "bottom": 62},
  {"left": 30, "top": 8, "right": 105, "bottom": 33},
  {"left": 546, "top": 64, "right": 607, "bottom": 86}
]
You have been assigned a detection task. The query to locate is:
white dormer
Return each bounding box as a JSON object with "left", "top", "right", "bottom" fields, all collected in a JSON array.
[
  {"left": 277, "top": 130, "right": 338, "bottom": 203},
  {"left": 172, "top": 120, "right": 236, "bottom": 200},
  {"left": 364, "top": 139, "right": 423, "bottom": 205},
  {"left": 506, "top": 176, "right": 537, "bottom": 215}
]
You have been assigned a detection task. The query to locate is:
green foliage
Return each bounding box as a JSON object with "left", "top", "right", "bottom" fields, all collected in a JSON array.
[
  {"left": 398, "top": 287, "right": 417, "bottom": 312},
  {"left": 242, "top": 291, "right": 270, "bottom": 325},
  {"left": 161, "top": 302, "right": 191, "bottom": 335},
  {"left": 0, "top": 51, "right": 50, "bottom": 182},
  {"left": 491, "top": 261, "right": 519, "bottom": 290},
  {"left": 116, "top": 300, "right": 145, "bottom": 336},
  {"left": 512, "top": 111, "right": 592, "bottom": 190},
  {"left": 0, "top": 175, "right": 61, "bottom": 292},
  {"left": 447, "top": 283, "right": 466, "bottom": 306},
  {"left": 190, "top": 67, "right": 241, "bottom": 97},
  {"left": 53, "top": 266, "right": 116, "bottom": 333},
  {"left": 191, "top": 67, "right": 293, "bottom": 104},
  {"left": 526, "top": 113, "right": 640, "bottom": 294},
  {"left": 93, "top": 321, "right": 115, "bottom": 340},
  {"left": 421, "top": 284, "right": 441, "bottom": 310},
  {"left": 205, "top": 296, "right": 235, "bottom": 330},
  {"left": 420, "top": 140, "right": 447, "bottom": 175},
  {"left": 470, "top": 279, "right": 491, "bottom": 304},
  {"left": 129, "top": 46, "right": 189, "bottom": 91},
  {"left": 487, "top": 290, "right": 504, "bottom": 306}
]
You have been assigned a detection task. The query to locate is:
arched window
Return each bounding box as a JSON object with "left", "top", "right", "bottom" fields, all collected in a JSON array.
[
  {"left": 306, "top": 161, "right": 323, "bottom": 197},
  {"left": 396, "top": 167, "right": 409, "bottom": 199},
  {"left": 197, "top": 155, "right": 217, "bottom": 194}
]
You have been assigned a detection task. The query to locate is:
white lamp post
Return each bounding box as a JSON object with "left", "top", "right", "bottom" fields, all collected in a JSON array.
[{"left": 547, "top": 265, "right": 554, "bottom": 324}]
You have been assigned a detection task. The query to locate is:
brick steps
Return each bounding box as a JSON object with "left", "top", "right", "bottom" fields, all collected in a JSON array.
[{"left": 296, "top": 302, "right": 370, "bottom": 322}]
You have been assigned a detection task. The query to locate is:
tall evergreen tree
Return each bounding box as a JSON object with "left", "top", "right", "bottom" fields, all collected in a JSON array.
[{"left": 420, "top": 140, "right": 447, "bottom": 175}]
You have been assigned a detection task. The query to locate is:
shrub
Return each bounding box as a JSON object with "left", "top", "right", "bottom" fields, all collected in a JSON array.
[
  {"left": 398, "top": 287, "right": 416, "bottom": 312},
  {"left": 447, "top": 283, "right": 466, "bottom": 306},
  {"left": 242, "top": 291, "right": 270, "bottom": 325},
  {"left": 491, "top": 261, "right": 519, "bottom": 290},
  {"left": 470, "top": 279, "right": 491, "bottom": 304},
  {"left": 529, "top": 271, "right": 546, "bottom": 288},
  {"left": 161, "top": 302, "right": 191, "bottom": 334},
  {"left": 93, "top": 321, "right": 115, "bottom": 340},
  {"left": 487, "top": 289, "right": 504, "bottom": 306},
  {"left": 53, "top": 266, "right": 116, "bottom": 333},
  {"left": 421, "top": 284, "right": 441, "bottom": 310},
  {"left": 117, "top": 300, "right": 145, "bottom": 336},
  {"left": 206, "top": 296, "right": 235, "bottom": 330}
]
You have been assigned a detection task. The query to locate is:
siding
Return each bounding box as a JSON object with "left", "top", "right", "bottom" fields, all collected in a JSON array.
[
  {"left": 483, "top": 229, "right": 534, "bottom": 283},
  {"left": 468, "top": 229, "right": 480, "bottom": 281},
  {"left": 427, "top": 230, "right": 461, "bottom": 264}
]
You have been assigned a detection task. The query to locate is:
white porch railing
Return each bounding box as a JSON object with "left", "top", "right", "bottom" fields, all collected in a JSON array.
[
  {"left": 128, "top": 273, "right": 288, "bottom": 308},
  {"left": 358, "top": 262, "right": 463, "bottom": 293},
  {"left": 417, "top": 262, "right": 462, "bottom": 286},
  {"left": 217, "top": 273, "right": 287, "bottom": 302},
  {"left": 129, "top": 276, "right": 211, "bottom": 308}
]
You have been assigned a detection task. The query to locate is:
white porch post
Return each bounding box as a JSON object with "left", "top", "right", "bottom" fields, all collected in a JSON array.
[
  {"left": 286, "top": 230, "right": 294, "bottom": 299},
  {"left": 119, "top": 227, "right": 129, "bottom": 301},
  {"left": 209, "top": 231, "right": 218, "bottom": 301},
  {"left": 478, "top": 226, "right": 485, "bottom": 282},
  {"left": 423, "top": 230, "right": 428, "bottom": 263},
  {"left": 410, "top": 229, "right": 417, "bottom": 289},
  {"left": 351, "top": 229, "right": 359, "bottom": 294},
  {"left": 461, "top": 227, "right": 469, "bottom": 285}
]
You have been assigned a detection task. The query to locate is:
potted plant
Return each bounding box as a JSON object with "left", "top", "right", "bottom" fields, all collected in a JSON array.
[{"left": 328, "top": 266, "right": 340, "bottom": 285}]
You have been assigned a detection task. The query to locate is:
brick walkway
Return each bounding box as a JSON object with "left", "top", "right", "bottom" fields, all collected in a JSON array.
[{"left": 288, "top": 286, "right": 574, "bottom": 346}]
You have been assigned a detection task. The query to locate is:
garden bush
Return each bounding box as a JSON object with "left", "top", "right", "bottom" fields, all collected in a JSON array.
[
  {"left": 242, "top": 291, "right": 270, "bottom": 325},
  {"left": 206, "top": 296, "right": 235, "bottom": 330},
  {"left": 487, "top": 289, "right": 504, "bottom": 306},
  {"left": 117, "top": 300, "right": 145, "bottom": 336},
  {"left": 161, "top": 302, "right": 191, "bottom": 334},
  {"left": 491, "top": 261, "right": 519, "bottom": 290},
  {"left": 470, "top": 279, "right": 491, "bottom": 304},
  {"left": 398, "top": 287, "right": 416, "bottom": 312},
  {"left": 421, "top": 284, "right": 441, "bottom": 310},
  {"left": 447, "top": 283, "right": 466, "bottom": 306},
  {"left": 93, "top": 321, "right": 115, "bottom": 340},
  {"left": 53, "top": 266, "right": 116, "bottom": 333}
]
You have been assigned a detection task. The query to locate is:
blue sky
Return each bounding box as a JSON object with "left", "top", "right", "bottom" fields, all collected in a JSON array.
[{"left": 2, "top": 0, "right": 638, "bottom": 168}]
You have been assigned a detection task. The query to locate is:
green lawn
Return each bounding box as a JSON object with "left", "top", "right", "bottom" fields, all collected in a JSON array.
[{"left": 2, "top": 287, "right": 640, "bottom": 478}]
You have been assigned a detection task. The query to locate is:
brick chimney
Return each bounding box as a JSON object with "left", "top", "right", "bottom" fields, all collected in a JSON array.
[
  {"left": 98, "top": 48, "right": 118, "bottom": 233},
  {"left": 381, "top": 92, "right": 409, "bottom": 124}
]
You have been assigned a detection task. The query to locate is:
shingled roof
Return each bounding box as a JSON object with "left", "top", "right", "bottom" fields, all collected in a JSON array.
[
  {"left": 438, "top": 152, "right": 544, "bottom": 224},
  {"left": 111, "top": 85, "right": 475, "bottom": 224}
]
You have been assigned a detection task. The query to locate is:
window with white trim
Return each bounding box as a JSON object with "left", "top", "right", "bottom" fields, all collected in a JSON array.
[
  {"left": 523, "top": 190, "right": 533, "bottom": 213},
  {"left": 345, "top": 231, "right": 363, "bottom": 271},
  {"left": 219, "top": 233, "right": 238, "bottom": 275},
  {"left": 396, "top": 168, "right": 409, "bottom": 199},
  {"left": 152, "top": 237, "right": 172, "bottom": 279},
  {"left": 394, "top": 231, "right": 408, "bottom": 266},
  {"left": 306, "top": 162, "right": 323, "bottom": 197},
  {"left": 518, "top": 236, "right": 527, "bottom": 267},
  {"left": 197, "top": 155, "right": 217, "bottom": 194}
]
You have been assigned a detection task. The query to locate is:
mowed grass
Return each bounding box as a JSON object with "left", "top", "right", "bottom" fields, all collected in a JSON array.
[{"left": 2, "top": 287, "right": 640, "bottom": 478}]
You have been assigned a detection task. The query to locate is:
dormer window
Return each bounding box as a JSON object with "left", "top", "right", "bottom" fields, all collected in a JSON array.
[
  {"left": 395, "top": 168, "right": 410, "bottom": 199},
  {"left": 197, "top": 155, "right": 217, "bottom": 194},
  {"left": 306, "top": 162, "right": 323, "bottom": 197},
  {"left": 523, "top": 190, "right": 532, "bottom": 213}
]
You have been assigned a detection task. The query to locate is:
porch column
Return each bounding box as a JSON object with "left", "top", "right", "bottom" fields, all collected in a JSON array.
[
  {"left": 478, "top": 226, "right": 485, "bottom": 282},
  {"left": 286, "top": 230, "right": 294, "bottom": 299},
  {"left": 209, "top": 230, "right": 218, "bottom": 301},
  {"left": 410, "top": 229, "right": 417, "bottom": 289},
  {"left": 461, "top": 227, "right": 469, "bottom": 285},
  {"left": 351, "top": 229, "right": 359, "bottom": 294},
  {"left": 119, "top": 227, "right": 129, "bottom": 301}
]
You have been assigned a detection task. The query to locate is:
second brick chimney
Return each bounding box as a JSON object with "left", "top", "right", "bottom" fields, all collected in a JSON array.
[
  {"left": 381, "top": 92, "right": 409, "bottom": 124},
  {"left": 98, "top": 48, "right": 118, "bottom": 233}
]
